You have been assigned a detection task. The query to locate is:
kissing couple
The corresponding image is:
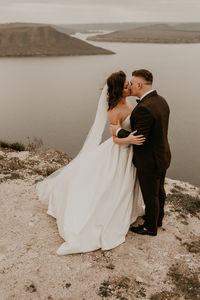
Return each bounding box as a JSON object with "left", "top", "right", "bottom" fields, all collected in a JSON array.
[{"left": 37, "top": 69, "right": 171, "bottom": 255}]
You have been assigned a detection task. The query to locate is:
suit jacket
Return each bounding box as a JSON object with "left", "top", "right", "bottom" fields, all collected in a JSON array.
[{"left": 118, "top": 90, "right": 171, "bottom": 171}]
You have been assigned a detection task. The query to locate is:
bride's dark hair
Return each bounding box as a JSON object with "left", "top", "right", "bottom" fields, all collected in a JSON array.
[{"left": 106, "top": 70, "right": 126, "bottom": 111}]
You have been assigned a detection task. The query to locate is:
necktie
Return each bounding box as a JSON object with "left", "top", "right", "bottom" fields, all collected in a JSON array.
[{"left": 136, "top": 98, "right": 141, "bottom": 104}]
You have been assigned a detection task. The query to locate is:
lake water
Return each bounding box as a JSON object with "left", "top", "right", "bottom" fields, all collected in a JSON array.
[{"left": 0, "top": 33, "right": 200, "bottom": 186}]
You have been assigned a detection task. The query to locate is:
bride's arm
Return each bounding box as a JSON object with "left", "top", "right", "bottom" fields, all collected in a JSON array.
[{"left": 108, "top": 110, "right": 145, "bottom": 145}]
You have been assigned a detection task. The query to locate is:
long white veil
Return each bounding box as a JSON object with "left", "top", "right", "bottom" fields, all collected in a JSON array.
[
  {"left": 36, "top": 84, "right": 108, "bottom": 198},
  {"left": 78, "top": 84, "right": 108, "bottom": 155}
]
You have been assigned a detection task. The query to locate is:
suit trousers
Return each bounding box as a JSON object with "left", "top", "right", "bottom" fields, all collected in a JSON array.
[{"left": 137, "top": 168, "right": 166, "bottom": 232}]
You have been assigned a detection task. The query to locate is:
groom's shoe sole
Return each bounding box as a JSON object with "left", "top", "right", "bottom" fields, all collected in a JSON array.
[{"left": 130, "top": 226, "right": 157, "bottom": 236}]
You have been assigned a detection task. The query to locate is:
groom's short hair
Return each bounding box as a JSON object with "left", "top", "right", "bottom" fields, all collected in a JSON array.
[{"left": 132, "top": 69, "right": 153, "bottom": 84}]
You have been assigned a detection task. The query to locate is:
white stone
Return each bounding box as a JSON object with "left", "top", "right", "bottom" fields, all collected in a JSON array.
[{"left": 136, "top": 276, "right": 144, "bottom": 283}]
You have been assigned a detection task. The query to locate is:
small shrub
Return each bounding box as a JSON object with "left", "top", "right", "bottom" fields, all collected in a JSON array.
[
  {"left": 10, "top": 142, "right": 26, "bottom": 151},
  {"left": 97, "top": 277, "right": 130, "bottom": 299},
  {"left": 170, "top": 188, "right": 180, "bottom": 194},
  {"left": 0, "top": 140, "right": 10, "bottom": 148},
  {"left": 173, "top": 184, "right": 186, "bottom": 191},
  {"left": 166, "top": 192, "right": 200, "bottom": 218},
  {"left": 183, "top": 239, "right": 200, "bottom": 254},
  {"left": 0, "top": 137, "right": 43, "bottom": 152},
  {"left": 26, "top": 136, "right": 43, "bottom": 151},
  {"left": 136, "top": 287, "right": 146, "bottom": 298},
  {"left": 0, "top": 140, "right": 25, "bottom": 151},
  {"left": 98, "top": 281, "right": 113, "bottom": 297}
]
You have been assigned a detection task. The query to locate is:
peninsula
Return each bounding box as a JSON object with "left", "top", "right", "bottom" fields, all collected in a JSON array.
[
  {"left": 0, "top": 24, "right": 114, "bottom": 57},
  {"left": 87, "top": 24, "right": 200, "bottom": 44}
]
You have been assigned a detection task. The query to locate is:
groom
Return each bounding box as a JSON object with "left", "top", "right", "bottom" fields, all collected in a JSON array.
[{"left": 110, "top": 69, "right": 171, "bottom": 236}]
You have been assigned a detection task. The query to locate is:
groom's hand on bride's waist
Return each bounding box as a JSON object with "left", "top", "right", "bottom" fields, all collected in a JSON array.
[
  {"left": 110, "top": 122, "right": 145, "bottom": 145},
  {"left": 127, "top": 131, "right": 146, "bottom": 145}
]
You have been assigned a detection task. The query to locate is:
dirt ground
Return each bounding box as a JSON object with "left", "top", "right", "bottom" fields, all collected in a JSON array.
[{"left": 0, "top": 148, "right": 200, "bottom": 300}]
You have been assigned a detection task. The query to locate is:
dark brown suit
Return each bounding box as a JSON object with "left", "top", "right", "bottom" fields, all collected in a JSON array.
[{"left": 118, "top": 90, "right": 171, "bottom": 232}]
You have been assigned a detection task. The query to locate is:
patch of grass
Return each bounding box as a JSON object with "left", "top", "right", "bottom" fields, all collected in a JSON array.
[
  {"left": 166, "top": 192, "right": 200, "bottom": 218},
  {"left": 98, "top": 277, "right": 130, "bottom": 299},
  {"left": 98, "top": 280, "right": 113, "bottom": 297},
  {"left": 0, "top": 136, "right": 43, "bottom": 152},
  {"left": 173, "top": 184, "right": 186, "bottom": 191},
  {"left": 183, "top": 239, "right": 200, "bottom": 254},
  {"left": 168, "top": 265, "right": 200, "bottom": 299},
  {"left": 26, "top": 136, "right": 43, "bottom": 151},
  {"left": 117, "top": 277, "right": 130, "bottom": 289},
  {"left": 135, "top": 287, "right": 146, "bottom": 298},
  {"left": 150, "top": 291, "right": 178, "bottom": 300},
  {"left": 170, "top": 188, "right": 180, "bottom": 194}
]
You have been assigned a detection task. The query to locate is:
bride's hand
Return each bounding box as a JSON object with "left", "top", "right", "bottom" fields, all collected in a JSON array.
[{"left": 127, "top": 130, "right": 146, "bottom": 145}]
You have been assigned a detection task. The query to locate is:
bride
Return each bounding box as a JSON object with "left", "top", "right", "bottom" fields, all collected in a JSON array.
[{"left": 36, "top": 70, "right": 145, "bottom": 255}]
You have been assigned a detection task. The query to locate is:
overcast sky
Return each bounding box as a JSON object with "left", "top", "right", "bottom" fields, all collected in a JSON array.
[{"left": 0, "top": 0, "right": 200, "bottom": 24}]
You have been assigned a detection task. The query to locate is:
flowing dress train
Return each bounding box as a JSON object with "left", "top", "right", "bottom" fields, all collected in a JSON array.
[{"left": 36, "top": 115, "right": 144, "bottom": 255}]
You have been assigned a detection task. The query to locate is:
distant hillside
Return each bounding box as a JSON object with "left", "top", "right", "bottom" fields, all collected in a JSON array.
[
  {"left": 0, "top": 22, "right": 76, "bottom": 35},
  {"left": 59, "top": 22, "right": 156, "bottom": 33},
  {"left": 87, "top": 24, "right": 200, "bottom": 44},
  {"left": 0, "top": 25, "right": 114, "bottom": 57},
  {"left": 172, "top": 23, "right": 200, "bottom": 32},
  {"left": 59, "top": 22, "right": 200, "bottom": 33}
]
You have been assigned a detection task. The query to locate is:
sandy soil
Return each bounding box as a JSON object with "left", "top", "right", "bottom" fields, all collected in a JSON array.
[{"left": 0, "top": 148, "right": 200, "bottom": 300}]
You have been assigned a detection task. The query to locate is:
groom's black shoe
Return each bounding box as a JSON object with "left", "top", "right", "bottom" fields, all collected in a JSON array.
[
  {"left": 130, "top": 225, "right": 157, "bottom": 236},
  {"left": 141, "top": 215, "right": 162, "bottom": 227}
]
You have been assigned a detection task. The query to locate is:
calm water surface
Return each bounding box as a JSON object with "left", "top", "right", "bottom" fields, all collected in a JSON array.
[{"left": 0, "top": 33, "right": 200, "bottom": 186}]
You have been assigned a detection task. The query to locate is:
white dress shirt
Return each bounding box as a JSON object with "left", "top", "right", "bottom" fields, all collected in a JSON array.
[{"left": 115, "top": 89, "right": 155, "bottom": 137}]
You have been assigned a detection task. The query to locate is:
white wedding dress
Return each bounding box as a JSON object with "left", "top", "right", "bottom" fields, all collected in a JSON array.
[{"left": 37, "top": 115, "right": 144, "bottom": 255}]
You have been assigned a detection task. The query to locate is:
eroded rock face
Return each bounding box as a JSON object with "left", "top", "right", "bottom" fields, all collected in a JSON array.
[{"left": 0, "top": 147, "right": 72, "bottom": 183}]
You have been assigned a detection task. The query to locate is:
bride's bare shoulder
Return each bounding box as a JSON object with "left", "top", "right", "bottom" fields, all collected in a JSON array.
[{"left": 108, "top": 107, "right": 122, "bottom": 125}]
